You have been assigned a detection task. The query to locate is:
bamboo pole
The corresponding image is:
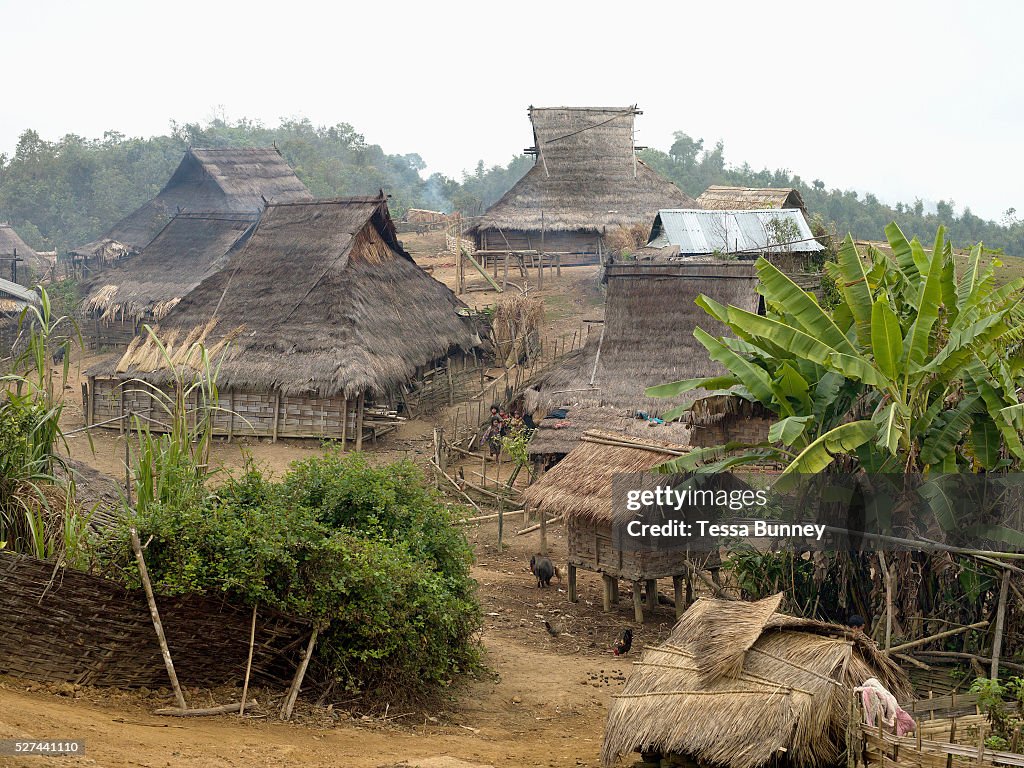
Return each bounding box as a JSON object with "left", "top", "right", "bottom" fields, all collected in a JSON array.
[
  {"left": 878, "top": 549, "right": 893, "bottom": 650},
  {"left": 131, "top": 527, "right": 187, "bottom": 711},
  {"left": 156, "top": 702, "right": 252, "bottom": 717},
  {"left": 239, "top": 605, "right": 257, "bottom": 716},
  {"left": 280, "top": 627, "right": 319, "bottom": 721},
  {"left": 355, "top": 393, "right": 364, "bottom": 451},
  {"left": 888, "top": 620, "right": 990, "bottom": 653},
  {"left": 539, "top": 506, "right": 547, "bottom": 555},
  {"left": 992, "top": 570, "right": 1010, "bottom": 680}
]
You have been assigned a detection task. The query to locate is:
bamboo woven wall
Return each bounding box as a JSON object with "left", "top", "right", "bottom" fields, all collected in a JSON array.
[
  {"left": 690, "top": 415, "right": 772, "bottom": 448},
  {"left": 84, "top": 314, "right": 138, "bottom": 350},
  {"left": 567, "top": 516, "right": 691, "bottom": 582},
  {"left": 0, "top": 554, "right": 308, "bottom": 688}
]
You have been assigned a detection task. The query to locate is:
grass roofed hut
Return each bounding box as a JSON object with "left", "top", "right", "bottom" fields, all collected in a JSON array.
[
  {"left": 524, "top": 262, "right": 771, "bottom": 464},
  {"left": 0, "top": 277, "right": 39, "bottom": 361},
  {"left": 521, "top": 429, "right": 696, "bottom": 622},
  {"left": 696, "top": 185, "right": 809, "bottom": 218},
  {"left": 80, "top": 212, "right": 257, "bottom": 349},
  {"left": 603, "top": 593, "right": 910, "bottom": 768},
  {"left": 472, "top": 106, "right": 695, "bottom": 267},
  {"left": 0, "top": 224, "right": 50, "bottom": 285},
  {"left": 84, "top": 195, "right": 482, "bottom": 445},
  {"left": 66, "top": 147, "right": 311, "bottom": 275}
]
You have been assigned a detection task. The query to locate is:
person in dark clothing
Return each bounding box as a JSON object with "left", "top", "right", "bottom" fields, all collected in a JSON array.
[
  {"left": 847, "top": 614, "right": 866, "bottom": 630},
  {"left": 482, "top": 416, "right": 507, "bottom": 460}
]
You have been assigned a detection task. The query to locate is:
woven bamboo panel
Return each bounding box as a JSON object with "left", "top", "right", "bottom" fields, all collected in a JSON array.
[{"left": 0, "top": 554, "right": 308, "bottom": 689}]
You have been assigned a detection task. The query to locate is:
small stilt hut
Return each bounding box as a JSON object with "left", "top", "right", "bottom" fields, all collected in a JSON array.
[{"left": 521, "top": 429, "right": 694, "bottom": 623}]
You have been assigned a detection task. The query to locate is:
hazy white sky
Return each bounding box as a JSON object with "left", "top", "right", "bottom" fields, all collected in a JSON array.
[{"left": 2, "top": 0, "right": 1020, "bottom": 220}]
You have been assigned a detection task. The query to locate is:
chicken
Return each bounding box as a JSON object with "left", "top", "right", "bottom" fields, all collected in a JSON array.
[{"left": 613, "top": 628, "right": 633, "bottom": 656}]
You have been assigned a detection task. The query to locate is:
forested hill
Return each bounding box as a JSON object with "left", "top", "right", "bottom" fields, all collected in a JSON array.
[{"left": 1, "top": 118, "right": 1021, "bottom": 255}]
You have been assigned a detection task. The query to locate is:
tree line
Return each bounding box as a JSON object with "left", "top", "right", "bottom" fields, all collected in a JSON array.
[{"left": 0, "top": 118, "right": 1021, "bottom": 256}]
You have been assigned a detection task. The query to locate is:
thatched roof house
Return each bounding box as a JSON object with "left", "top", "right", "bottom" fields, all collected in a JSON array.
[
  {"left": 472, "top": 107, "right": 696, "bottom": 264},
  {"left": 603, "top": 594, "right": 910, "bottom": 768},
  {"left": 696, "top": 186, "right": 809, "bottom": 218},
  {"left": 67, "top": 148, "right": 311, "bottom": 272},
  {"left": 85, "top": 195, "right": 482, "bottom": 444},
  {"left": 80, "top": 212, "right": 257, "bottom": 344},
  {"left": 521, "top": 429, "right": 692, "bottom": 620},
  {"left": 0, "top": 224, "right": 49, "bottom": 285},
  {"left": 0, "top": 277, "right": 39, "bottom": 359},
  {"left": 525, "top": 262, "right": 770, "bottom": 451}
]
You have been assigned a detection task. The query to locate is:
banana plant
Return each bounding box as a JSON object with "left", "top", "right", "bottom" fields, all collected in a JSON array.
[{"left": 648, "top": 224, "right": 1024, "bottom": 487}]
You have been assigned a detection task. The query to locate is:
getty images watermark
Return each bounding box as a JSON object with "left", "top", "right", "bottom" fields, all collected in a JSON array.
[{"left": 611, "top": 473, "right": 1024, "bottom": 554}]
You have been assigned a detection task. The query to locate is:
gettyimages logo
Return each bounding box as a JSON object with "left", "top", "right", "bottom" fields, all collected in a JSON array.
[{"left": 610, "top": 472, "right": 1024, "bottom": 554}]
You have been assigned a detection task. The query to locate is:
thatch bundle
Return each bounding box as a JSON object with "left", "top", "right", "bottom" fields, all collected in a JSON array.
[
  {"left": 69, "top": 147, "right": 311, "bottom": 261},
  {"left": 97, "top": 196, "right": 480, "bottom": 399},
  {"left": 474, "top": 107, "right": 696, "bottom": 234},
  {"left": 526, "top": 262, "right": 761, "bottom": 418},
  {"left": 602, "top": 594, "right": 910, "bottom": 768},
  {"left": 696, "top": 186, "right": 808, "bottom": 216},
  {"left": 490, "top": 293, "right": 544, "bottom": 367},
  {"left": 82, "top": 212, "right": 256, "bottom": 322},
  {"left": 526, "top": 405, "right": 692, "bottom": 457}
]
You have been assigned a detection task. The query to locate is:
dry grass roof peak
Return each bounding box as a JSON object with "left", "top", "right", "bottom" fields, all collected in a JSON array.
[
  {"left": 696, "top": 185, "right": 808, "bottom": 214},
  {"left": 475, "top": 106, "right": 696, "bottom": 233},
  {"left": 69, "top": 147, "right": 312, "bottom": 259}
]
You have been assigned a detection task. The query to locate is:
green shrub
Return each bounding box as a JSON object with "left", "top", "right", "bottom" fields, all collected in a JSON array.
[{"left": 108, "top": 453, "right": 480, "bottom": 703}]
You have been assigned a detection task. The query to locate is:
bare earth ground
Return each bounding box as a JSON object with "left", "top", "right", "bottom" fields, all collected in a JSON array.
[{"left": 0, "top": 230, "right": 677, "bottom": 767}]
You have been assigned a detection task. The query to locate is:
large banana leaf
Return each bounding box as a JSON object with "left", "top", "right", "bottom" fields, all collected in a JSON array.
[
  {"left": 645, "top": 375, "right": 740, "bottom": 399},
  {"left": 871, "top": 298, "right": 903, "bottom": 379},
  {"left": 778, "top": 420, "right": 876, "bottom": 478},
  {"left": 768, "top": 415, "right": 814, "bottom": 446},
  {"left": 724, "top": 305, "right": 850, "bottom": 366},
  {"left": 656, "top": 443, "right": 783, "bottom": 474},
  {"left": 920, "top": 312, "right": 1008, "bottom": 378},
  {"left": 836, "top": 235, "right": 874, "bottom": 347},
  {"left": 774, "top": 362, "right": 812, "bottom": 413},
  {"left": 956, "top": 243, "right": 983, "bottom": 314},
  {"left": 693, "top": 328, "right": 787, "bottom": 414},
  {"left": 885, "top": 222, "right": 920, "bottom": 283},
  {"left": 755, "top": 258, "right": 856, "bottom": 354},
  {"left": 903, "top": 230, "right": 945, "bottom": 368},
  {"left": 826, "top": 353, "right": 889, "bottom": 387},
  {"left": 873, "top": 401, "right": 902, "bottom": 455},
  {"left": 969, "top": 416, "right": 1002, "bottom": 470},
  {"left": 919, "top": 395, "right": 981, "bottom": 465}
]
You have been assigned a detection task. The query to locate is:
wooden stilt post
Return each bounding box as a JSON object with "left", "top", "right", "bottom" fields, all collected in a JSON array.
[
  {"left": 568, "top": 564, "right": 578, "bottom": 603},
  {"left": 539, "top": 508, "right": 547, "bottom": 555},
  {"left": 646, "top": 579, "right": 658, "bottom": 610},
  {"left": 502, "top": 254, "right": 508, "bottom": 291},
  {"left": 632, "top": 581, "right": 644, "bottom": 624},
  {"left": 673, "top": 575, "right": 685, "bottom": 618},
  {"left": 992, "top": 568, "right": 1011, "bottom": 680},
  {"left": 611, "top": 579, "right": 619, "bottom": 605},
  {"left": 602, "top": 574, "right": 614, "bottom": 613},
  {"left": 879, "top": 550, "right": 893, "bottom": 650},
  {"left": 341, "top": 398, "right": 348, "bottom": 446},
  {"left": 131, "top": 528, "right": 187, "bottom": 711},
  {"left": 227, "top": 389, "right": 234, "bottom": 443},
  {"left": 355, "top": 393, "right": 364, "bottom": 451},
  {"left": 271, "top": 391, "right": 281, "bottom": 443},
  {"left": 239, "top": 605, "right": 257, "bottom": 716}
]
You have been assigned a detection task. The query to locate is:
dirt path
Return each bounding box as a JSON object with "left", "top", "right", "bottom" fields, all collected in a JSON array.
[{"left": 0, "top": 520, "right": 679, "bottom": 767}]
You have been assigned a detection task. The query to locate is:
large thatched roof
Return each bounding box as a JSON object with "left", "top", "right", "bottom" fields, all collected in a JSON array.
[
  {"left": 525, "top": 262, "right": 760, "bottom": 418},
  {"left": 96, "top": 196, "right": 480, "bottom": 399},
  {"left": 696, "top": 186, "right": 808, "bottom": 215},
  {"left": 69, "top": 148, "right": 311, "bottom": 259},
  {"left": 0, "top": 224, "right": 49, "bottom": 284},
  {"left": 522, "top": 430, "right": 688, "bottom": 524},
  {"left": 474, "top": 107, "right": 696, "bottom": 233},
  {"left": 81, "top": 212, "right": 257, "bottom": 322},
  {"left": 602, "top": 594, "right": 910, "bottom": 768}
]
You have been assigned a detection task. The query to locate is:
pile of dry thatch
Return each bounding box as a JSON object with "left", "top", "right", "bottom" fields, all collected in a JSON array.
[
  {"left": 95, "top": 196, "right": 480, "bottom": 400},
  {"left": 602, "top": 594, "right": 910, "bottom": 768},
  {"left": 490, "top": 293, "right": 544, "bottom": 367},
  {"left": 474, "top": 107, "right": 695, "bottom": 234}
]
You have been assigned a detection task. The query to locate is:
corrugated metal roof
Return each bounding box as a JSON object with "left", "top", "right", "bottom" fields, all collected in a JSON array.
[
  {"left": 0, "top": 276, "right": 39, "bottom": 306},
  {"left": 647, "top": 209, "right": 824, "bottom": 255}
]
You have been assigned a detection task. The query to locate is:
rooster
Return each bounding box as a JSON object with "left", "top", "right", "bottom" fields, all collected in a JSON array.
[{"left": 613, "top": 628, "right": 633, "bottom": 656}]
